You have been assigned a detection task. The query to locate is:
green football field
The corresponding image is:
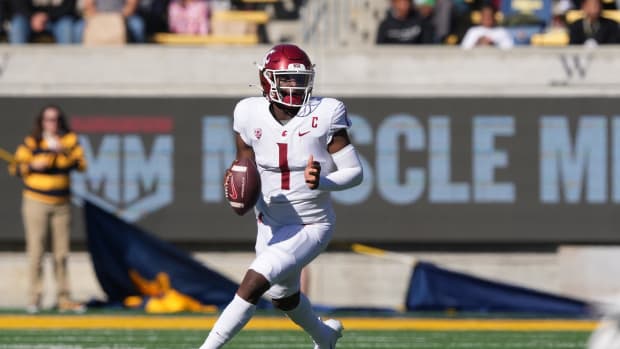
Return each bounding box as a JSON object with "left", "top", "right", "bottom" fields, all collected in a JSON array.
[
  {"left": 0, "top": 311, "right": 597, "bottom": 349},
  {"left": 0, "top": 329, "right": 591, "bottom": 349}
]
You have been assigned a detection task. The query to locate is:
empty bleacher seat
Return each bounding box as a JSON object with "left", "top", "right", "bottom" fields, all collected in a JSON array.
[
  {"left": 565, "top": 9, "right": 620, "bottom": 23},
  {"left": 530, "top": 30, "right": 570, "bottom": 45},
  {"left": 153, "top": 10, "right": 270, "bottom": 46},
  {"left": 152, "top": 33, "right": 258, "bottom": 45},
  {"left": 210, "top": 10, "right": 268, "bottom": 36}
]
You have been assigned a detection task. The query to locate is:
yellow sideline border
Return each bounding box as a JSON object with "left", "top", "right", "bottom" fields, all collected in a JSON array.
[{"left": 0, "top": 316, "right": 597, "bottom": 331}]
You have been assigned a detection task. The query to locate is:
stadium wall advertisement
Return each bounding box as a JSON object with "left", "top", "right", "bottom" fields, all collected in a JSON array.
[{"left": 1, "top": 97, "right": 620, "bottom": 245}]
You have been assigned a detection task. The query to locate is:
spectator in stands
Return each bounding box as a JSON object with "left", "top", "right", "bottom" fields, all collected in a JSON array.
[
  {"left": 569, "top": 0, "right": 619, "bottom": 45},
  {"left": 572, "top": 0, "right": 617, "bottom": 11},
  {"left": 0, "top": 0, "right": 6, "bottom": 39},
  {"left": 376, "top": 0, "right": 435, "bottom": 44},
  {"left": 8, "top": 105, "right": 87, "bottom": 313},
  {"left": 168, "top": 0, "right": 209, "bottom": 34},
  {"left": 425, "top": 0, "right": 454, "bottom": 43},
  {"left": 139, "top": 0, "right": 170, "bottom": 36},
  {"left": 6, "top": 0, "right": 77, "bottom": 44},
  {"left": 272, "top": 0, "right": 305, "bottom": 20},
  {"left": 449, "top": 0, "right": 475, "bottom": 43},
  {"left": 75, "top": 0, "right": 146, "bottom": 43},
  {"left": 544, "top": 0, "right": 570, "bottom": 34},
  {"left": 414, "top": 0, "right": 441, "bottom": 42},
  {"left": 460, "top": 3, "right": 514, "bottom": 49}
]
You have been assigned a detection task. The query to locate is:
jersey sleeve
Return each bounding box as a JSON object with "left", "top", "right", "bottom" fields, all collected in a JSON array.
[
  {"left": 327, "top": 100, "right": 351, "bottom": 144},
  {"left": 233, "top": 100, "right": 252, "bottom": 146},
  {"left": 59, "top": 133, "right": 87, "bottom": 172},
  {"left": 8, "top": 139, "right": 34, "bottom": 177}
]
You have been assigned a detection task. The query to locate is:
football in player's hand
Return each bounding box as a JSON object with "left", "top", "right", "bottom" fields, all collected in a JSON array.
[{"left": 224, "top": 158, "right": 261, "bottom": 216}]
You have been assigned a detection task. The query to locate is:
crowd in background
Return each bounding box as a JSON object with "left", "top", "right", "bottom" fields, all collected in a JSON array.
[
  {"left": 0, "top": 0, "right": 281, "bottom": 44},
  {"left": 0, "top": 0, "right": 618, "bottom": 46},
  {"left": 377, "top": 0, "right": 620, "bottom": 46}
]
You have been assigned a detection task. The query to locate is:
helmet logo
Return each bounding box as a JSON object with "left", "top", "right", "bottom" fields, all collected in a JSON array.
[
  {"left": 263, "top": 49, "right": 275, "bottom": 65},
  {"left": 288, "top": 63, "right": 306, "bottom": 70}
]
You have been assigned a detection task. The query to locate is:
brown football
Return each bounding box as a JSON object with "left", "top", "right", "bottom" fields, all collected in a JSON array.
[{"left": 224, "top": 158, "right": 261, "bottom": 216}]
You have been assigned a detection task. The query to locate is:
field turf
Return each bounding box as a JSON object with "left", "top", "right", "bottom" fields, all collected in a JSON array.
[
  {"left": 0, "top": 313, "right": 595, "bottom": 349},
  {"left": 0, "top": 329, "right": 592, "bottom": 349}
]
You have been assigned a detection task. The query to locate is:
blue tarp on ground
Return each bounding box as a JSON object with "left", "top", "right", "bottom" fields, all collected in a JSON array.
[
  {"left": 406, "top": 261, "right": 589, "bottom": 315},
  {"left": 84, "top": 201, "right": 270, "bottom": 309}
]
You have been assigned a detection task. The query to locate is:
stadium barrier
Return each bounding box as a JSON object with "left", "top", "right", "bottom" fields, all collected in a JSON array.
[{"left": 1, "top": 46, "right": 620, "bottom": 308}]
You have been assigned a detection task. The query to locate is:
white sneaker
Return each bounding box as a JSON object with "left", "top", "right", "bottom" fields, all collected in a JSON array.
[{"left": 313, "top": 319, "right": 343, "bottom": 349}]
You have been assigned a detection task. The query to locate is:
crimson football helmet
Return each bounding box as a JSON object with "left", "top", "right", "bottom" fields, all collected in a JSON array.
[{"left": 258, "top": 44, "right": 315, "bottom": 108}]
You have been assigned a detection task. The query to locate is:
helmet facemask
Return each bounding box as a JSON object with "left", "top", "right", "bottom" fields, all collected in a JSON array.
[{"left": 262, "top": 66, "right": 314, "bottom": 108}]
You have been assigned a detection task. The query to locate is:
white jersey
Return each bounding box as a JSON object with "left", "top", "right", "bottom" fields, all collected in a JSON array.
[{"left": 233, "top": 96, "right": 350, "bottom": 225}]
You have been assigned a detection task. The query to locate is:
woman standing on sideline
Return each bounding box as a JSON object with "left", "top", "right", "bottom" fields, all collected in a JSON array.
[{"left": 9, "top": 105, "right": 87, "bottom": 313}]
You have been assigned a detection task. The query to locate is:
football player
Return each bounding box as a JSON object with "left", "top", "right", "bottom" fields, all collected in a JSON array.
[{"left": 199, "top": 44, "right": 363, "bottom": 348}]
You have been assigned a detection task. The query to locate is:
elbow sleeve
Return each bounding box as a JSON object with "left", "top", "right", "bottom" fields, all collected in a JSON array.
[{"left": 318, "top": 144, "right": 363, "bottom": 191}]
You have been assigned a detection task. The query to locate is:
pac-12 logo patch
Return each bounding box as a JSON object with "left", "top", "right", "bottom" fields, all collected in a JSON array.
[
  {"left": 254, "top": 128, "right": 262, "bottom": 140},
  {"left": 70, "top": 116, "right": 174, "bottom": 222}
]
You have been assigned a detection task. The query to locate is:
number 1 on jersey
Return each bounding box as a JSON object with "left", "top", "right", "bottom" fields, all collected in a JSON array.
[{"left": 277, "top": 143, "right": 290, "bottom": 190}]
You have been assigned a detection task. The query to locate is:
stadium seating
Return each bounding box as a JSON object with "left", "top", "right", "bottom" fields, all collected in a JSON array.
[
  {"left": 530, "top": 30, "right": 570, "bottom": 46},
  {"left": 527, "top": 9, "right": 620, "bottom": 46},
  {"left": 0, "top": 2, "right": 618, "bottom": 49},
  {"left": 153, "top": 33, "right": 259, "bottom": 45},
  {"left": 153, "top": 9, "right": 269, "bottom": 46},
  {"left": 565, "top": 9, "right": 620, "bottom": 23}
]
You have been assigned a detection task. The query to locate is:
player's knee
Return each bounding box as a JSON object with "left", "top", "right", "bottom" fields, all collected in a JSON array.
[
  {"left": 272, "top": 292, "right": 300, "bottom": 311},
  {"left": 237, "top": 269, "right": 271, "bottom": 304}
]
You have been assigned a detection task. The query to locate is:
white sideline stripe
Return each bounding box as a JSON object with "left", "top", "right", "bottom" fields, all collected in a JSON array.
[
  {"left": 231, "top": 165, "right": 247, "bottom": 172},
  {"left": 229, "top": 202, "right": 244, "bottom": 208}
]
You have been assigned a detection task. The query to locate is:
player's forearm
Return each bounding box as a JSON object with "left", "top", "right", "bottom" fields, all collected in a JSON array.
[{"left": 319, "top": 145, "right": 363, "bottom": 191}]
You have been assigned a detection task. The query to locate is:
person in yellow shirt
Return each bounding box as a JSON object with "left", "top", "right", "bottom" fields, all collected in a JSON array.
[{"left": 9, "top": 104, "right": 87, "bottom": 313}]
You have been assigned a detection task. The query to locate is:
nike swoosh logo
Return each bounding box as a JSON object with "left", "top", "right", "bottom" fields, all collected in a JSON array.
[{"left": 298, "top": 130, "right": 311, "bottom": 137}]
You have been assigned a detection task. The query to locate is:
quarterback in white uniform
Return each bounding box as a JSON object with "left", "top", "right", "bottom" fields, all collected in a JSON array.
[{"left": 200, "top": 45, "right": 363, "bottom": 349}]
